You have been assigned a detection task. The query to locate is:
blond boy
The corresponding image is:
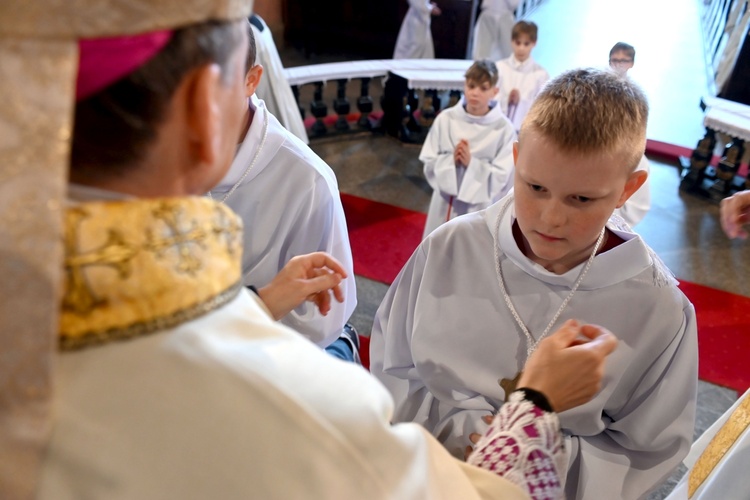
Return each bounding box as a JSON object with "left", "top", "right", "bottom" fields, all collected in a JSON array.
[{"left": 371, "top": 68, "right": 698, "bottom": 499}]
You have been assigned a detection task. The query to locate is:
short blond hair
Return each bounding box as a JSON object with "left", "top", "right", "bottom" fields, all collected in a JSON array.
[{"left": 519, "top": 68, "right": 648, "bottom": 172}]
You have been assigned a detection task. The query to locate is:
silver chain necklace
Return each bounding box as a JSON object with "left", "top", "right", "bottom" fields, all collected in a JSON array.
[
  {"left": 207, "top": 104, "right": 269, "bottom": 203},
  {"left": 493, "top": 196, "right": 606, "bottom": 362}
]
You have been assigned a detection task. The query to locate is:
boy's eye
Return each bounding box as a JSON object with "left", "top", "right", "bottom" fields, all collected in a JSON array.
[
  {"left": 573, "top": 195, "right": 592, "bottom": 203},
  {"left": 529, "top": 184, "right": 544, "bottom": 192}
]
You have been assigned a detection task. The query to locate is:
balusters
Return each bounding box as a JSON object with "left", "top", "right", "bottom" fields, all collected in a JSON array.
[
  {"left": 709, "top": 139, "right": 745, "bottom": 201},
  {"left": 680, "top": 128, "right": 717, "bottom": 193},
  {"left": 310, "top": 81, "right": 328, "bottom": 136},
  {"left": 333, "top": 79, "right": 351, "bottom": 132},
  {"left": 357, "top": 78, "right": 374, "bottom": 130},
  {"left": 291, "top": 85, "right": 305, "bottom": 120}
]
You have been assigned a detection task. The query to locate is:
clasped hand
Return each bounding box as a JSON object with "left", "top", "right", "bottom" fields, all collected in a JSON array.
[{"left": 454, "top": 139, "right": 471, "bottom": 167}]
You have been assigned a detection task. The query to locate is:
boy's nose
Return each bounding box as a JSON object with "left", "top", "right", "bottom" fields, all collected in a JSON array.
[{"left": 540, "top": 200, "right": 566, "bottom": 227}]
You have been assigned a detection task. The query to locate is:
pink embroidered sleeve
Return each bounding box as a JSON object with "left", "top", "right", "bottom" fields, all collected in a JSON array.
[{"left": 467, "top": 392, "right": 567, "bottom": 500}]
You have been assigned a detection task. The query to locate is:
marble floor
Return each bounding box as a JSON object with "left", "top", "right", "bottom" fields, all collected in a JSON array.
[{"left": 276, "top": 0, "right": 745, "bottom": 497}]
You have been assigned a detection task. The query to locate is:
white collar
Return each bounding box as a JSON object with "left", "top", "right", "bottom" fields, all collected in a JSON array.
[
  {"left": 485, "top": 194, "right": 653, "bottom": 290},
  {"left": 508, "top": 55, "right": 534, "bottom": 70},
  {"left": 458, "top": 96, "right": 505, "bottom": 124},
  {"left": 212, "top": 95, "right": 271, "bottom": 194}
]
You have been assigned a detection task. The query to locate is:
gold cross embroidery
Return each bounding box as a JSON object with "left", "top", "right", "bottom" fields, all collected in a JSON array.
[
  {"left": 63, "top": 208, "right": 137, "bottom": 315},
  {"left": 211, "top": 206, "right": 242, "bottom": 256},
  {"left": 145, "top": 204, "right": 207, "bottom": 275}
]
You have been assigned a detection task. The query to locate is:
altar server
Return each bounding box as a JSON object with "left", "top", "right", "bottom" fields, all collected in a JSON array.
[
  {"left": 210, "top": 24, "right": 356, "bottom": 349},
  {"left": 421, "top": 60, "right": 516, "bottom": 239},
  {"left": 371, "top": 68, "right": 698, "bottom": 499}
]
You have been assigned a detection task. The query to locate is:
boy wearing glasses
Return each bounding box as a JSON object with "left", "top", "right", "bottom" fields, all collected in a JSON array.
[
  {"left": 607, "top": 41, "right": 651, "bottom": 226},
  {"left": 609, "top": 42, "right": 636, "bottom": 77}
]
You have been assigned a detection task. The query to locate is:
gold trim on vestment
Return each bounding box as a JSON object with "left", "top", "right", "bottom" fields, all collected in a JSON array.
[
  {"left": 60, "top": 197, "right": 244, "bottom": 350},
  {"left": 688, "top": 394, "right": 750, "bottom": 497}
]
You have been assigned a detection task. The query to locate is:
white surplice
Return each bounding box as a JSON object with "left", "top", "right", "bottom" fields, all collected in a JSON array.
[
  {"left": 615, "top": 154, "right": 652, "bottom": 227},
  {"left": 212, "top": 96, "right": 356, "bottom": 348},
  {"left": 666, "top": 389, "right": 750, "bottom": 500},
  {"left": 393, "top": 0, "right": 435, "bottom": 59},
  {"left": 370, "top": 196, "right": 698, "bottom": 499},
  {"left": 471, "top": 0, "right": 519, "bottom": 61},
  {"left": 495, "top": 55, "right": 549, "bottom": 131},
  {"left": 40, "top": 287, "right": 530, "bottom": 500},
  {"left": 421, "top": 99, "right": 516, "bottom": 239},
  {"left": 251, "top": 15, "right": 309, "bottom": 144}
]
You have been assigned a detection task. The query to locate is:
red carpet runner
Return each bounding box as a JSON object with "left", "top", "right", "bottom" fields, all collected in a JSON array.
[{"left": 341, "top": 193, "right": 750, "bottom": 392}]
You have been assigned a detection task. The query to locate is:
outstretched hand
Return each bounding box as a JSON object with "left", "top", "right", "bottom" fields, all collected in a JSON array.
[
  {"left": 518, "top": 319, "right": 618, "bottom": 412},
  {"left": 720, "top": 189, "right": 750, "bottom": 239},
  {"left": 257, "top": 252, "right": 347, "bottom": 321}
]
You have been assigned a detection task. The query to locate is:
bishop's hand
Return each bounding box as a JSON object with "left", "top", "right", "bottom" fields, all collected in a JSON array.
[{"left": 518, "top": 319, "right": 618, "bottom": 413}]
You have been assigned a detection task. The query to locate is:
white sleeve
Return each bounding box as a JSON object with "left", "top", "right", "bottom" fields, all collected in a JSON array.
[
  {"left": 564, "top": 305, "right": 698, "bottom": 499},
  {"left": 370, "top": 243, "right": 498, "bottom": 458},
  {"left": 275, "top": 175, "right": 357, "bottom": 347},
  {"left": 421, "top": 116, "right": 460, "bottom": 197},
  {"left": 457, "top": 124, "right": 516, "bottom": 205}
]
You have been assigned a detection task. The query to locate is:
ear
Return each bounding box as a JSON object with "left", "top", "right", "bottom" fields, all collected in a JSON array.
[
  {"left": 491, "top": 86, "right": 499, "bottom": 97},
  {"left": 245, "top": 65, "right": 263, "bottom": 98},
  {"left": 513, "top": 141, "right": 519, "bottom": 163},
  {"left": 185, "top": 63, "right": 223, "bottom": 168},
  {"left": 616, "top": 169, "right": 648, "bottom": 208}
]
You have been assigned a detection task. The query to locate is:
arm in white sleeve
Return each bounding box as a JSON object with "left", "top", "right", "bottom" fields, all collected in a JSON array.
[
  {"left": 421, "top": 116, "right": 460, "bottom": 196},
  {"left": 563, "top": 305, "right": 698, "bottom": 499},
  {"left": 370, "top": 244, "right": 498, "bottom": 458},
  {"left": 275, "top": 175, "right": 357, "bottom": 347}
]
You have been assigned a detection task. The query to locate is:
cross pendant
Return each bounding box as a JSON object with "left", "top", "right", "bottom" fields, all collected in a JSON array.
[{"left": 498, "top": 371, "right": 522, "bottom": 401}]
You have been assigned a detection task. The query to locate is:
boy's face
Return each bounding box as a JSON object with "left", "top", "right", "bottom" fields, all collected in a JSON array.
[
  {"left": 512, "top": 130, "right": 643, "bottom": 274},
  {"left": 463, "top": 78, "right": 499, "bottom": 115},
  {"left": 512, "top": 34, "right": 536, "bottom": 62},
  {"left": 609, "top": 50, "right": 634, "bottom": 76}
]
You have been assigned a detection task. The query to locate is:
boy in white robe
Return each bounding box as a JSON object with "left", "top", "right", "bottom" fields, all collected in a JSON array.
[
  {"left": 249, "top": 14, "right": 309, "bottom": 144},
  {"left": 471, "top": 0, "right": 519, "bottom": 61},
  {"left": 607, "top": 43, "right": 651, "bottom": 227},
  {"left": 608, "top": 41, "right": 636, "bottom": 78},
  {"left": 496, "top": 21, "right": 549, "bottom": 132},
  {"left": 421, "top": 60, "right": 516, "bottom": 239},
  {"left": 393, "top": 0, "right": 441, "bottom": 59},
  {"left": 371, "top": 68, "right": 698, "bottom": 499},
  {"left": 210, "top": 25, "right": 357, "bottom": 351},
  {"left": 0, "top": 4, "right": 623, "bottom": 497}
]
